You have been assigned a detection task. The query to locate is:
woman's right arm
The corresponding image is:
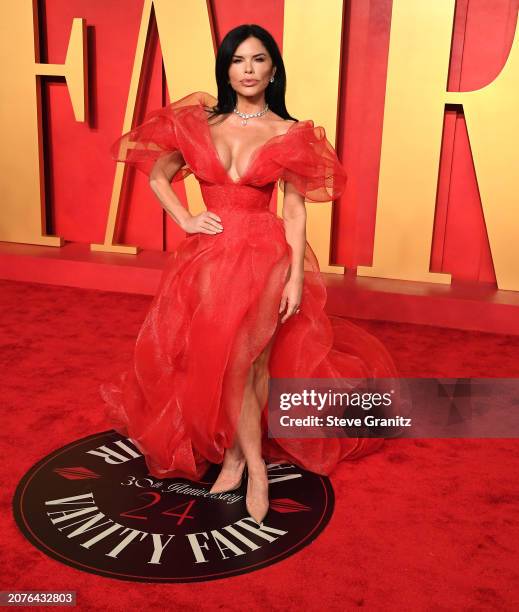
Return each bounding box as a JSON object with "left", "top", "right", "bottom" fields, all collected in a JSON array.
[
  {"left": 149, "top": 151, "right": 194, "bottom": 229},
  {"left": 149, "top": 151, "right": 223, "bottom": 235}
]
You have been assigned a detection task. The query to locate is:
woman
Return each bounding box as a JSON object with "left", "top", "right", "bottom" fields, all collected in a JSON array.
[{"left": 101, "top": 24, "right": 399, "bottom": 526}]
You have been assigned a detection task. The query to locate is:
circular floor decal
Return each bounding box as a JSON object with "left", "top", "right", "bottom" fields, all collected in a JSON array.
[{"left": 13, "top": 431, "right": 335, "bottom": 582}]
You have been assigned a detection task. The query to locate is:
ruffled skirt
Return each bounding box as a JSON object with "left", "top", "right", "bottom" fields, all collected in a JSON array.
[{"left": 100, "top": 210, "right": 399, "bottom": 480}]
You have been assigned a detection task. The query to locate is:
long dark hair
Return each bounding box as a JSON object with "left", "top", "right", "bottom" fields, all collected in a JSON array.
[{"left": 206, "top": 24, "right": 298, "bottom": 122}]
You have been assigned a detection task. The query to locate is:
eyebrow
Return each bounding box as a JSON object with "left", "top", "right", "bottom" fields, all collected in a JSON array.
[{"left": 232, "top": 53, "right": 266, "bottom": 58}]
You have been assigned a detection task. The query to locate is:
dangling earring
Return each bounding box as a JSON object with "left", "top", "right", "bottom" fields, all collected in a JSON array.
[{"left": 269, "top": 76, "right": 274, "bottom": 83}]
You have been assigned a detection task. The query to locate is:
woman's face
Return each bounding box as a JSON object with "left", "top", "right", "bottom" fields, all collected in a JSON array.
[{"left": 228, "top": 36, "right": 276, "bottom": 98}]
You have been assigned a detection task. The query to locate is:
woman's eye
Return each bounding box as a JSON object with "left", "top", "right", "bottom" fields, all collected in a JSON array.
[{"left": 232, "top": 58, "right": 265, "bottom": 63}]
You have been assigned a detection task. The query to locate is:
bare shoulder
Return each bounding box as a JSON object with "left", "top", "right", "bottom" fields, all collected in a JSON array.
[{"left": 268, "top": 111, "right": 297, "bottom": 135}]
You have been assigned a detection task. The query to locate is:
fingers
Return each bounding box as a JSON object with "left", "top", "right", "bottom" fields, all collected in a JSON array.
[
  {"left": 201, "top": 220, "right": 223, "bottom": 234},
  {"left": 278, "top": 295, "right": 287, "bottom": 315},
  {"left": 200, "top": 212, "right": 223, "bottom": 234},
  {"left": 206, "top": 211, "right": 222, "bottom": 223},
  {"left": 280, "top": 302, "right": 301, "bottom": 323},
  {"left": 206, "top": 212, "right": 223, "bottom": 231}
]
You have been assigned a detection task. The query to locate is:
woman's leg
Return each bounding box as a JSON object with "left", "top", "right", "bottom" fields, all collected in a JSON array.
[
  {"left": 234, "top": 334, "right": 276, "bottom": 523},
  {"left": 236, "top": 330, "right": 276, "bottom": 466},
  {"left": 208, "top": 426, "right": 246, "bottom": 493},
  {"left": 209, "top": 333, "right": 275, "bottom": 501}
]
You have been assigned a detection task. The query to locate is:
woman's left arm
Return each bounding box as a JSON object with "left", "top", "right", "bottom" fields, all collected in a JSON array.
[{"left": 279, "top": 180, "right": 306, "bottom": 323}]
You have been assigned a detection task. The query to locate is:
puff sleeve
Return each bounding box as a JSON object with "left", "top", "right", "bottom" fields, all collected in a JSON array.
[
  {"left": 109, "top": 91, "right": 217, "bottom": 181},
  {"left": 275, "top": 121, "right": 347, "bottom": 202}
]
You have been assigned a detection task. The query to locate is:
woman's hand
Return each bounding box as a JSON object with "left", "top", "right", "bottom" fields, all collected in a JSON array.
[
  {"left": 181, "top": 211, "right": 223, "bottom": 235},
  {"left": 279, "top": 276, "right": 303, "bottom": 323}
]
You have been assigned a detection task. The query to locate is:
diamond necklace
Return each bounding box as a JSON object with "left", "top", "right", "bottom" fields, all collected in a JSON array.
[{"left": 233, "top": 104, "right": 269, "bottom": 126}]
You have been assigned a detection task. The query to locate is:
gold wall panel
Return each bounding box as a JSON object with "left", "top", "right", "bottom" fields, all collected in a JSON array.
[{"left": 0, "top": 0, "right": 86, "bottom": 246}]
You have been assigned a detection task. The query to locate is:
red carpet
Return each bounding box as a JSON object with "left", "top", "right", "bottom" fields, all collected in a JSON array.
[{"left": 2, "top": 278, "right": 518, "bottom": 610}]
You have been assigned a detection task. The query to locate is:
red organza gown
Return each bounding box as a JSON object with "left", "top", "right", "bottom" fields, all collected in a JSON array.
[{"left": 100, "top": 91, "right": 399, "bottom": 481}]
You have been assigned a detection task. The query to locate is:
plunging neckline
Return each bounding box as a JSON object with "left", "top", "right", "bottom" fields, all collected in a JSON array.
[{"left": 197, "top": 101, "right": 300, "bottom": 185}]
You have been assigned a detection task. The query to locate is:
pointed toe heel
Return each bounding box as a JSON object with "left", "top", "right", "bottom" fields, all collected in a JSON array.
[
  {"left": 246, "top": 499, "right": 269, "bottom": 526},
  {"left": 209, "top": 460, "right": 246, "bottom": 494},
  {"left": 245, "top": 461, "right": 269, "bottom": 525}
]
